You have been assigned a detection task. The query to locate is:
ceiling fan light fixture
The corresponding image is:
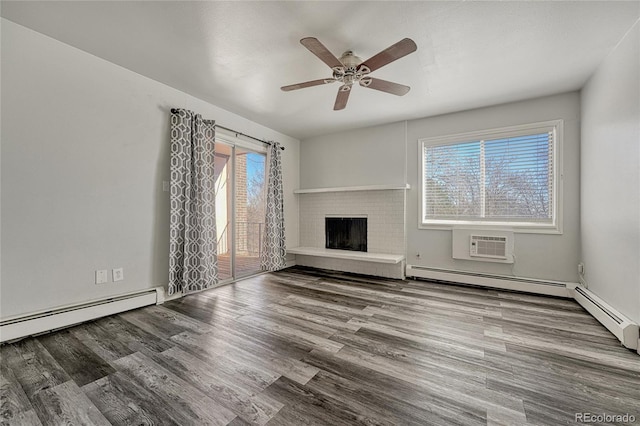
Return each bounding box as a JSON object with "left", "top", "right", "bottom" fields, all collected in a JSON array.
[{"left": 338, "top": 51, "right": 363, "bottom": 69}]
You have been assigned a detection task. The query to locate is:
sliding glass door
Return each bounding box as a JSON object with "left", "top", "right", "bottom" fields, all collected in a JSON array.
[
  {"left": 214, "top": 142, "right": 233, "bottom": 281},
  {"left": 235, "top": 147, "right": 266, "bottom": 277},
  {"left": 214, "top": 139, "right": 266, "bottom": 281}
]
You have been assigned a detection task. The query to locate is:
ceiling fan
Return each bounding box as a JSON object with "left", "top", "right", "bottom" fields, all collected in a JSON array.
[{"left": 281, "top": 37, "right": 418, "bottom": 110}]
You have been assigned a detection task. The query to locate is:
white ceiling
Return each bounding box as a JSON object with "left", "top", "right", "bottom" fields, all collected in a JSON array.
[{"left": 2, "top": 1, "right": 638, "bottom": 140}]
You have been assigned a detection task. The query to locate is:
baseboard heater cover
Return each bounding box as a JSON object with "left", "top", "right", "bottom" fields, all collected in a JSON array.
[
  {"left": 0, "top": 287, "right": 164, "bottom": 343},
  {"left": 406, "top": 265, "right": 639, "bottom": 350},
  {"left": 406, "top": 265, "right": 574, "bottom": 298},
  {"left": 573, "top": 286, "right": 638, "bottom": 350}
]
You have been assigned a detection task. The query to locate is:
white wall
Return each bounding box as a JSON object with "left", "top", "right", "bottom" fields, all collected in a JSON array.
[
  {"left": 0, "top": 18, "right": 3, "bottom": 297},
  {"left": 301, "top": 92, "right": 581, "bottom": 283},
  {"left": 1, "top": 19, "right": 300, "bottom": 319},
  {"left": 580, "top": 22, "right": 639, "bottom": 323},
  {"left": 300, "top": 121, "right": 407, "bottom": 189}
]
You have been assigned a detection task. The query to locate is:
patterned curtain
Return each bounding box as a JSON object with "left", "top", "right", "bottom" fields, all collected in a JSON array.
[
  {"left": 261, "top": 141, "right": 287, "bottom": 271},
  {"left": 169, "top": 109, "right": 218, "bottom": 295}
]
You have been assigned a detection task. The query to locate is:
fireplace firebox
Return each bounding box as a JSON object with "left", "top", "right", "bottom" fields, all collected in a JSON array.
[{"left": 325, "top": 217, "right": 367, "bottom": 252}]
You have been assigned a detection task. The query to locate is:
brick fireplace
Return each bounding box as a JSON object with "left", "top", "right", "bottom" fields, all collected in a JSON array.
[{"left": 294, "top": 188, "right": 406, "bottom": 279}]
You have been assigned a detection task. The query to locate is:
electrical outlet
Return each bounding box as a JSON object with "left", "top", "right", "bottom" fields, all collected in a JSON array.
[
  {"left": 95, "top": 270, "right": 108, "bottom": 284},
  {"left": 578, "top": 263, "right": 585, "bottom": 275},
  {"left": 113, "top": 268, "right": 124, "bottom": 282}
]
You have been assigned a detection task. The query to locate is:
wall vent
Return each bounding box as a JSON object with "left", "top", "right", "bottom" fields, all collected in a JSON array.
[{"left": 470, "top": 235, "right": 507, "bottom": 259}]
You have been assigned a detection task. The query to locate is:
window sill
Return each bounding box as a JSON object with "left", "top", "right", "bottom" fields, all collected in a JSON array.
[
  {"left": 419, "top": 221, "right": 562, "bottom": 235},
  {"left": 294, "top": 184, "right": 410, "bottom": 194}
]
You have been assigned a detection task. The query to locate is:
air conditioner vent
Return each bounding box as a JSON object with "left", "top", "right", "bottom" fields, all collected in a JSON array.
[{"left": 470, "top": 235, "right": 507, "bottom": 259}]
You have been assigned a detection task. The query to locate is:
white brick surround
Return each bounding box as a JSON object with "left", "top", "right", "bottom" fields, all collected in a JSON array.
[{"left": 296, "top": 189, "right": 406, "bottom": 278}]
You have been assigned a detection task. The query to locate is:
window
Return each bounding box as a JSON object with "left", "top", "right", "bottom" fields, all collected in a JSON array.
[{"left": 420, "top": 120, "right": 562, "bottom": 233}]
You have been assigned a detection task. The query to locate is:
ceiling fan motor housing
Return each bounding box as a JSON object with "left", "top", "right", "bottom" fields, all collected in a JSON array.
[{"left": 333, "top": 51, "right": 370, "bottom": 86}]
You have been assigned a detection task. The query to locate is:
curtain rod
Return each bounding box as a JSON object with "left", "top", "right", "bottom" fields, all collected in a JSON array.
[{"left": 170, "top": 108, "right": 284, "bottom": 150}]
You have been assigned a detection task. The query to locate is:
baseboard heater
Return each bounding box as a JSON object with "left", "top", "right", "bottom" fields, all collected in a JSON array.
[
  {"left": 0, "top": 287, "right": 165, "bottom": 343},
  {"left": 406, "top": 265, "right": 574, "bottom": 298},
  {"left": 573, "top": 286, "right": 638, "bottom": 350},
  {"left": 406, "top": 265, "right": 639, "bottom": 350}
]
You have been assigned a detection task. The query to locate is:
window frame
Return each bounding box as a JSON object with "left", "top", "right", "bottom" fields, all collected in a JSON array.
[{"left": 418, "top": 120, "right": 563, "bottom": 234}]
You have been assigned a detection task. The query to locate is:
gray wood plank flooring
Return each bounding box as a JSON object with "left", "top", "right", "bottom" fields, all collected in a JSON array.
[{"left": 1, "top": 266, "right": 639, "bottom": 425}]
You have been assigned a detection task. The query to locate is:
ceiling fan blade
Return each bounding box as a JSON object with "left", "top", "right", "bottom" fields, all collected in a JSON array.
[
  {"left": 300, "top": 37, "right": 344, "bottom": 70},
  {"left": 281, "top": 78, "right": 336, "bottom": 92},
  {"left": 359, "top": 77, "right": 410, "bottom": 96},
  {"left": 333, "top": 85, "right": 352, "bottom": 110},
  {"left": 358, "top": 38, "right": 417, "bottom": 74}
]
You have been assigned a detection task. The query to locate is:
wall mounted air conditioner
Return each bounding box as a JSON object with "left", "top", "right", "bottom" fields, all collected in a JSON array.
[
  {"left": 470, "top": 235, "right": 508, "bottom": 260},
  {"left": 452, "top": 229, "right": 514, "bottom": 263}
]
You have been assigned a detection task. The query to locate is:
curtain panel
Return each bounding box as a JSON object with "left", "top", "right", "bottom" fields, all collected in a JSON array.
[
  {"left": 261, "top": 141, "right": 287, "bottom": 271},
  {"left": 169, "top": 109, "right": 219, "bottom": 295}
]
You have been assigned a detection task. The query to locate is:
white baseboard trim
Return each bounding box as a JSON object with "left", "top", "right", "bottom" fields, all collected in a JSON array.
[
  {"left": 163, "top": 291, "right": 183, "bottom": 302},
  {"left": 285, "top": 259, "right": 297, "bottom": 268},
  {"left": 406, "top": 265, "right": 575, "bottom": 298},
  {"left": 0, "top": 287, "right": 164, "bottom": 343},
  {"left": 572, "top": 285, "right": 639, "bottom": 350}
]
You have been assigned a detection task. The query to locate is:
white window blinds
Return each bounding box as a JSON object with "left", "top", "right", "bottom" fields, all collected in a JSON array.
[{"left": 422, "top": 126, "right": 556, "bottom": 225}]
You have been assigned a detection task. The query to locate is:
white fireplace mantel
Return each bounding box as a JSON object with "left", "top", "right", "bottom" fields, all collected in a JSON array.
[{"left": 294, "top": 184, "right": 410, "bottom": 194}]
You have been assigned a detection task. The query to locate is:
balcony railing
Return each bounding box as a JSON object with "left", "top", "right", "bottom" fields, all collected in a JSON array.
[
  {"left": 216, "top": 221, "right": 264, "bottom": 278},
  {"left": 217, "top": 224, "right": 229, "bottom": 255},
  {"left": 236, "top": 221, "right": 264, "bottom": 257},
  {"left": 216, "top": 221, "right": 264, "bottom": 258}
]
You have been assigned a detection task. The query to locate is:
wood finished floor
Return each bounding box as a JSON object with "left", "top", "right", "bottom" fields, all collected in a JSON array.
[{"left": 2, "top": 266, "right": 639, "bottom": 425}]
